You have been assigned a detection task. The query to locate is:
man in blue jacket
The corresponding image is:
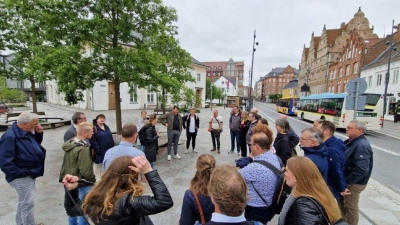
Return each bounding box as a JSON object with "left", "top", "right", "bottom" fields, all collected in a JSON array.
[
  {"left": 340, "top": 120, "right": 373, "bottom": 225},
  {"left": 316, "top": 120, "right": 348, "bottom": 200},
  {"left": 299, "top": 127, "right": 329, "bottom": 181},
  {"left": 0, "top": 112, "right": 46, "bottom": 225}
]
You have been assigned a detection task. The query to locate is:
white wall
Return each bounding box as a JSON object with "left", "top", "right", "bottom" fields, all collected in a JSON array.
[
  {"left": 360, "top": 60, "right": 400, "bottom": 120},
  {"left": 46, "top": 62, "right": 207, "bottom": 110}
]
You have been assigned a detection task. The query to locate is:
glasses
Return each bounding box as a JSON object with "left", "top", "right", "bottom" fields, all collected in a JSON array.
[
  {"left": 80, "top": 117, "right": 87, "bottom": 120},
  {"left": 249, "top": 143, "right": 257, "bottom": 147},
  {"left": 346, "top": 127, "right": 357, "bottom": 130},
  {"left": 300, "top": 137, "right": 310, "bottom": 141}
]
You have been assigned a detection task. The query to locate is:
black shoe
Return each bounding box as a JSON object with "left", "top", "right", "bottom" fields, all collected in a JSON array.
[
  {"left": 210, "top": 148, "right": 216, "bottom": 151},
  {"left": 217, "top": 148, "right": 220, "bottom": 154}
]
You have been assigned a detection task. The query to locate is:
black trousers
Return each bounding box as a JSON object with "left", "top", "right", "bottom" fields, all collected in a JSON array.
[
  {"left": 186, "top": 132, "right": 197, "bottom": 150},
  {"left": 210, "top": 130, "right": 221, "bottom": 149},
  {"left": 240, "top": 135, "right": 248, "bottom": 157}
]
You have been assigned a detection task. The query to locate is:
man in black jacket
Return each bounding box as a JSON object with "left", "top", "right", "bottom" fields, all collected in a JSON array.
[
  {"left": 340, "top": 120, "right": 373, "bottom": 225},
  {"left": 182, "top": 108, "right": 200, "bottom": 154}
]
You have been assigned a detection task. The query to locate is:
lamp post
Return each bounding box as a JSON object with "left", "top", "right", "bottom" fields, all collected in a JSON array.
[
  {"left": 210, "top": 71, "right": 213, "bottom": 111},
  {"left": 249, "top": 30, "right": 259, "bottom": 111},
  {"left": 383, "top": 20, "right": 398, "bottom": 127}
]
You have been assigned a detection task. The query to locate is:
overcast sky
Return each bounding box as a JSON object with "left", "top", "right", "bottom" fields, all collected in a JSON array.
[{"left": 162, "top": 0, "right": 400, "bottom": 86}]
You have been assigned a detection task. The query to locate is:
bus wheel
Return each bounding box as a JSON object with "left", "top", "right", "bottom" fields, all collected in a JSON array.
[
  {"left": 321, "top": 116, "right": 325, "bottom": 120},
  {"left": 301, "top": 113, "right": 304, "bottom": 120}
]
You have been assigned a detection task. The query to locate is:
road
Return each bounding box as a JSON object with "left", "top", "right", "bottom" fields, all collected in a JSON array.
[{"left": 254, "top": 101, "right": 400, "bottom": 194}]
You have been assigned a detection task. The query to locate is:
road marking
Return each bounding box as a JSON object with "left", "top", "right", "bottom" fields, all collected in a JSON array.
[{"left": 255, "top": 103, "right": 400, "bottom": 157}]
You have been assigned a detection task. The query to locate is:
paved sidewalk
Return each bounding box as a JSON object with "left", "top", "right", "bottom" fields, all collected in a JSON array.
[{"left": 0, "top": 103, "right": 399, "bottom": 224}]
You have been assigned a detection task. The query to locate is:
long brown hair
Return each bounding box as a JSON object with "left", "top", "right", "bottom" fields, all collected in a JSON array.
[
  {"left": 82, "top": 156, "right": 144, "bottom": 222},
  {"left": 145, "top": 113, "right": 157, "bottom": 127},
  {"left": 287, "top": 157, "right": 342, "bottom": 223},
  {"left": 190, "top": 154, "right": 216, "bottom": 196}
]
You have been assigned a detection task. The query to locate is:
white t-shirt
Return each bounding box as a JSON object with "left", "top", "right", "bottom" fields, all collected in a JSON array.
[{"left": 209, "top": 115, "right": 223, "bottom": 130}]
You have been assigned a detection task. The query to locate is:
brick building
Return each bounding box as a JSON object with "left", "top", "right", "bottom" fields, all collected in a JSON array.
[
  {"left": 202, "top": 58, "right": 245, "bottom": 97},
  {"left": 260, "top": 65, "right": 299, "bottom": 101},
  {"left": 298, "top": 8, "right": 378, "bottom": 95}
]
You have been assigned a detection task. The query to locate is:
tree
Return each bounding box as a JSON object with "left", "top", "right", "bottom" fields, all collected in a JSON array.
[
  {"left": 182, "top": 87, "right": 195, "bottom": 108},
  {"left": 0, "top": 1, "right": 51, "bottom": 113},
  {"left": 268, "top": 94, "right": 282, "bottom": 102},
  {"left": 214, "top": 87, "right": 226, "bottom": 104},
  {"left": 41, "top": 0, "right": 194, "bottom": 134}
]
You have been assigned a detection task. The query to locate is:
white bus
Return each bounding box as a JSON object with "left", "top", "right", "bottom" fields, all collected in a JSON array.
[{"left": 296, "top": 93, "right": 383, "bottom": 130}]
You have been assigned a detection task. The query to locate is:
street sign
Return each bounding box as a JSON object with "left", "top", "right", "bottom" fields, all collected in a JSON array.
[
  {"left": 346, "top": 78, "right": 368, "bottom": 120},
  {"left": 345, "top": 95, "right": 366, "bottom": 110},
  {"left": 346, "top": 78, "right": 367, "bottom": 97}
]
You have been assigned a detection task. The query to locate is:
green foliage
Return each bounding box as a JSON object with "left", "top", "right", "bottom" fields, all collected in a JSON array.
[
  {"left": 0, "top": 1, "right": 52, "bottom": 112},
  {"left": 395, "top": 100, "right": 400, "bottom": 114},
  {"left": 38, "top": 0, "right": 193, "bottom": 133},
  {"left": 0, "top": 87, "right": 26, "bottom": 103},
  {"left": 269, "top": 94, "right": 283, "bottom": 102},
  {"left": 183, "top": 87, "right": 195, "bottom": 108},
  {"left": 213, "top": 87, "right": 226, "bottom": 103},
  {"left": 216, "top": 103, "right": 223, "bottom": 106}
]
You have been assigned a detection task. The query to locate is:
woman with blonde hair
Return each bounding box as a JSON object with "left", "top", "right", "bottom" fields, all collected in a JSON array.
[
  {"left": 144, "top": 113, "right": 160, "bottom": 168},
  {"left": 279, "top": 156, "right": 345, "bottom": 225},
  {"left": 63, "top": 155, "right": 173, "bottom": 224},
  {"left": 180, "top": 154, "right": 216, "bottom": 225}
]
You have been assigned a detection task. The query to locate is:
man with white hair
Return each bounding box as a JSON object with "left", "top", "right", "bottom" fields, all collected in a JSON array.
[
  {"left": 0, "top": 112, "right": 45, "bottom": 225},
  {"left": 340, "top": 120, "right": 373, "bottom": 225}
]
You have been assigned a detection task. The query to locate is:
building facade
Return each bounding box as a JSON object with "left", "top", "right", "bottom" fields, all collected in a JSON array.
[
  {"left": 46, "top": 57, "right": 207, "bottom": 110},
  {"left": 260, "top": 65, "right": 299, "bottom": 101},
  {"left": 360, "top": 41, "right": 400, "bottom": 121},
  {"left": 298, "top": 8, "right": 378, "bottom": 95},
  {"left": 202, "top": 58, "right": 245, "bottom": 96}
]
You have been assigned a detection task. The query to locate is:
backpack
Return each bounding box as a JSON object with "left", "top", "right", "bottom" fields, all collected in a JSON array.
[
  {"left": 138, "top": 126, "right": 148, "bottom": 145},
  {"left": 251, "top": 159, "right": 292, "bottom": 214}
]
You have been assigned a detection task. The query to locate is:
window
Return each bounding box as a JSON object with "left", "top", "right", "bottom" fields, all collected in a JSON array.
[
  {"left": 339, "top": 67, "right": 343, "bottom": 77},
  {"left": 353, "top": 62, "right": 359, "bottom": 74},
  {"left": 345, "top": 65, "right": 350, "bottom": 75},
  {"left": 393, "top": 70, "right": 399, "bottom": 84},
  {"left": 197, "top": 73, "right": 201, "bottom": 82},
  {"left": 147, "top": 92, "right": 154, "bottom": 103},
  {"left": 337, "top": 81, "right": 341, "bottom": 93},
  {"left": 222, "top": 81, "right": 224, "bottom": 84},
  {"left": 368, "top": 76, "right": 372, "bottom": 87},
  {"left": 347, "top": 50, "right": 352, "bottom": 59},
  {"left": 333, "top": 70, "right": 336, "bottom": 79},
  {"left": 376, "top": 74, "right": 382, "bottom": 86},
  {"left": 129, "top": 84, "right": 138, "bottom": 103}
]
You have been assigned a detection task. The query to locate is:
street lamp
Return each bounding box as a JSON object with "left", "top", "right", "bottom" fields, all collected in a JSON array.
[
  {"left": 382, "top": 20, "right": 398, "bottom": 127},
  {"left": 249, "top": 30, "right": 259, "bottom": 111}
]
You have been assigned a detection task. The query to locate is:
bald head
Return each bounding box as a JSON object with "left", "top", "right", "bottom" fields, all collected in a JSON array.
[
  {"left": 250, "top": 108, "right": 258, "bottom": 114},
  {"left": 278, "top": 114, "right": 288, "bottom": 120}
]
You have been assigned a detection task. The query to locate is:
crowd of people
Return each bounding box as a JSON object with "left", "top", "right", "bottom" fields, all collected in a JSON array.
[{"left": 0, "top": 104, "right": 373, "bottom": 225}]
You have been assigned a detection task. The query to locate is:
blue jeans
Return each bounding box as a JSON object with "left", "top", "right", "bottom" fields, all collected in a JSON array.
[
  {"left": 230, "top": 130, "right": 241, "bottom": 152},
  {"left": 138, "top": 145, "right": 145, "bottom": 152},
  {"left": 77, "top": 186, "right": 92, "bottom": 225}
]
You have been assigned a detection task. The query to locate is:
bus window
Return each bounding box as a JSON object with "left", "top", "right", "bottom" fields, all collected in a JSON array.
[
  {"left": 311, "top": 99, "right": 319, "bottom": 112},
  {"left": 362, "top": 94, "right": 380, "bottom": 106},
  {"left": 335, "top": 98, "right": 344, "bottom": 116}
]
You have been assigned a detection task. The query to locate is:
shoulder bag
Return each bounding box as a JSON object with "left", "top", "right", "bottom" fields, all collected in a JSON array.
[{"left": 192, "top": 190, "right": 206, "bottom": 224}]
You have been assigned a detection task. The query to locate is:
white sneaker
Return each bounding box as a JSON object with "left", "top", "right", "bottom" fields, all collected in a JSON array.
[
  {"left": 193, "top": 149, "right": 197, "bottom": 153},
  {"left": 167, "top": 155, "right": 171, "bottom": 161},
  {"left": 185, "top": 149, "right": 189, "bottom": 154},
  {"left": 174, "top": 154, "right": 181, "bottom": 159}
]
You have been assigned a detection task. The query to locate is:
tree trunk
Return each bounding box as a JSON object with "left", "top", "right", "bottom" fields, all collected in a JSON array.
[
  {"left": 30, "top": 77, "right": 37, "bottom": 113},
  {"left": 114, "top": 77, "right": 122, "bottom": 134}
]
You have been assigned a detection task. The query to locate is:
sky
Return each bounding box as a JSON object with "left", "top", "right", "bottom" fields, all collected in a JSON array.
[{"left": 162, "top": 0, "right": 400, "bottom": 86}]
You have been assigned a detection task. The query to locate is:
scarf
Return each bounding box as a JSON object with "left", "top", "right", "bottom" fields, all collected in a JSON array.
[{"left": 278, "top": 194, "right": 296, "bottom": 225}]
